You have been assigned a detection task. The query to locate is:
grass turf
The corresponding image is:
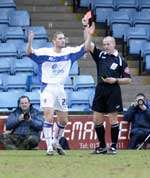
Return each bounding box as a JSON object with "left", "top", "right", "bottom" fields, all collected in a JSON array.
[{"left": 0, "top": 150, "right": 149, "bottom": 178}]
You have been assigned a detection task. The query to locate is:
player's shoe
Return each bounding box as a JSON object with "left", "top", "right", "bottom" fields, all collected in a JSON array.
[
  {"left": 91, "top": 146, "right": 107, "bottom": 154},
  {"left": 107, "top": 147, "right": 117, "bottom": 155},
  {"left": 52, "top": 143, "right": 65, "bottom": 155},
  {"left": 46, "top": 146, "right": 54, "bottom": 156}
]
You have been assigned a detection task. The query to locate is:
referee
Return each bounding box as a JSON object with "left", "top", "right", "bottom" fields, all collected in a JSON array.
[{"left": 84, "top": 23, "right": 132, "bottom": 154}]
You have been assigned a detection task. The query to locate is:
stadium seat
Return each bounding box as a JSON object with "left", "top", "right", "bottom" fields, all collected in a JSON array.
[
  {"left": 93, "top": 0, "right": 115, "bottom": 23},
  {"left": 0, "top": 0, "right": 16, "bottom": 9},
  {"left": 26, "top": 75, "right": 41, "bottom": 92},
  {"left": 9, "top": 10, "right": 30, "bottom": 27},
  {"left": 69, "top": 90, "right": 91, "bottom": 112},
  {"left": 0, "top": 91, "right": 21, "bottom": 111},
  {"left": 3, "top": 73, "right": 29, "bottom": 91},
  {"left": 0, "top": 42, "right": 17, "bottom": 57},
  {"left": 133, "top": 12, "right": 150, "bottom": 29},
  {"left": 64, "top": 76, "right": 74, "bottom": 91},
  {"left": 0, "top": 9, "right": 14, "bottom": 25},
  {"left": 139, "top": 0, "right": 150, "bottom": 13},
  {"left": 12, "top": 57, "right": 38, "bottom": 75},
  {"left": 0, "top": 57, "right": 14, "bottom": 75},
  {"left": 69, "top": 61, "right": 79, "bottom": 76},
  {"left": 126, "top": 27, "right": 149, "bottom": 55},
  {"left": 109, "top": 11, "right": 132, "bottom": 39},
  {"left": 80, "top": 0, "right": 90, "bottom": 7},
  {"left": 142, "top": 43, "right": 150, "bottom": 71},
  {"left": 115, "top": 0, "right": 139, "bottom": 16},
  {"left": 1, "top": 26, "right": 25, "bottom": 43},
  {"left": 74, "top": 75, "right": 95, "bottom": 90},
  {"left": 23, "top": 26, "right": 49, "bottom": 42}
]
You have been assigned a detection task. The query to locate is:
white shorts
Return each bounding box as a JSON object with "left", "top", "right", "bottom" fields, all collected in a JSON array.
[{"left": 40, "top": 84, "right": 68, "bottom": 112}]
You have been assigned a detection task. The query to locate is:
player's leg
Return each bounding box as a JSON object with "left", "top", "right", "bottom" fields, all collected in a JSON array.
[
  {"left": 53, "top": 111, "right": 68, "bottom": 155},
  {"left": 41, "top": 88, "right": 55, "bottom": 155},
  {"left": 52, "top": 87, "right": 68, "bottom": 155},
  {"left": 92, "top": 111, "right": 107, "bottom": 154},
  {"left": 43, "top": 107, "right": 54, "bottom": 155}
]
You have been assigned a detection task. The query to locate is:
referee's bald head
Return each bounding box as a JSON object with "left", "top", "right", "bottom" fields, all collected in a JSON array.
[{"left": 103, "top": 36, "right": 116, "bottom": 46}]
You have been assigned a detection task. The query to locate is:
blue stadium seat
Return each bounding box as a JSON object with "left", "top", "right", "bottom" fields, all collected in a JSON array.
[
  {"left": 0, "top": 0, "right": 16, "bottom": 9},
  {"left": 133, "top": 12, "right": 150, "bottom": 29},
  {"left": 9, "top": 10, "right": 30, "bottom": 27},
  {"left": 26, "top": 75, "right": 41, "bottom": 92},
  {"left": 139, "top": 0, "right": 150, "bottom": 13},
  {"left": 0, "top": 9, "right": 12, "bottom": 28},
  {"left": 1, "top": 26, "right": 25, "bottom": 43},
  {"left": 74, "top": 75, "right": 95, "bottom": 90},
  {"left": 126, "top": 27, "right": 149, "bottom": 55},
  {"left": 64, "top": 76, "right": 74, "bottom": 91},
  {"left": 69, "top": 90, "right": 91, "bottom": 112},
  {"left": 0, "top": 42, "right": 17, "bottom": 57},
  {"left": 0, "top": 77, "right": 4, "bottom": 91},
  {"left": 3, "top": 73, "right": 29, "bottom": 91},
  {"left": 23, "top": 26, "right": 48, "bottom": 42},
  {"left": 0, "top": 57, "right": 14, "bottom": 75},
  {"left": 0, "top": 91, "right": 21, "bottom": 111},
  {"left": 109, "top": 11, "right": 132, "bottom": 39},
  {"left": 69, "top": 61, "right": 79, "bottom": 76},
  {"left": 142, "top": 42, "right": 150, "bottom": 71},
  {"left": 115, "top": 0, "right": 139, "bottom": 16},
  {"left": 12, "top": 57, "right": 38, "bottom": 75},
  {"left": 80, "top": 0, "right": 90, "bottom": 7},
  {"left": 93, "top": 0, "right": 115, "bottom": 23}
]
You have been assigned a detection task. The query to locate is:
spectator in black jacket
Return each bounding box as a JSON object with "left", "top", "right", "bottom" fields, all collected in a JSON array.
[
  {"left": 124, "top": 93, "right": 150, "bottom": 149},
  {"left": 0, "top": 96, "right": 44, "bottom": 150}
]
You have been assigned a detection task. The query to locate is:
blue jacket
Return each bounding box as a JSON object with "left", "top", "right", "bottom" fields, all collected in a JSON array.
[
  {"left": 6, "top": 105, "right": 44, "bottom": 137},
  {"left": 124, "top": 101, "right": 150, "bottom": 133}
]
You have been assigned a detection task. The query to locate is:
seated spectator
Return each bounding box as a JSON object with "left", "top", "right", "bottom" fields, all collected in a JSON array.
[
  {"left": 0, "top": 96, "right": 44, "bottom": 150},
  {"left": 124, "top": 93, "right": 150, "bottom": 149}
]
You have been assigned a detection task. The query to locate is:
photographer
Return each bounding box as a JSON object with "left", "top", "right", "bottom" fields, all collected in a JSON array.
[
  {"left": 124, "top": 93, "right": 150, "bottom": 149},
  {"left": 0, "top": 96, "right": 44, "bottom": 150}
]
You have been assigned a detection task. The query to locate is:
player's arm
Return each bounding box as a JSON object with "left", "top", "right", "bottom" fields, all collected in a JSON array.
[{"left": 26, "top": 31, "right": 35, "bottom": 55}]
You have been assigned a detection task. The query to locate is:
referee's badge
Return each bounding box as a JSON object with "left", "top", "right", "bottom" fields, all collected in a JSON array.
[{"left": 110, "top": 63, "right": 118, "bottom": 70}]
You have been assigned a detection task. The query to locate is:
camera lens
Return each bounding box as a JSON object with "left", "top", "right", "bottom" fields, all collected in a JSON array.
[
  {"left": 137, "top": 99, "right": 144, "bottom": 105},
  {"left": 24, "top": 113, "right": 30, "bottom": 120}
]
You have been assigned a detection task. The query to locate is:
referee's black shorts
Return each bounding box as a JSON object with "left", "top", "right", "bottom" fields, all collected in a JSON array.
[{"left": 92, "top": 83, "right": 123, "bottom": 113}]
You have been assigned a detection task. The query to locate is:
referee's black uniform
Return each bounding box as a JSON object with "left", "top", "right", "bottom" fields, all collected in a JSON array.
[{"left": 91, "top": 46, "right": 131, "bottom": 114}]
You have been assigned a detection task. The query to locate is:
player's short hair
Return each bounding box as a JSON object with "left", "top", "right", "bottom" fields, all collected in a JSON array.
[{"left": 52, "top": 31, "right": 65, "bottom": 40}]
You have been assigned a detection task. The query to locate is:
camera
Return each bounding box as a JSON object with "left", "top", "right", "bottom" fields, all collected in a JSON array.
[
  {"left": 23, "top": 112, "right": 30, "bottom": 120},
  {"left": 137, "top": 98, "right": 145, "bottom": 105}
]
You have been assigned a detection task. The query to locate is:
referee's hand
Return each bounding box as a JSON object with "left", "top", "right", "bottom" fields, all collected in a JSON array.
[{"left": 102, "top": 77, "right": 117, "bottom": 84}]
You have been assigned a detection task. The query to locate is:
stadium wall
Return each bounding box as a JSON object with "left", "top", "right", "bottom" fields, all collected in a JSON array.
[{"left": 0, "top": 114, "right": 130, "bottom": 150}]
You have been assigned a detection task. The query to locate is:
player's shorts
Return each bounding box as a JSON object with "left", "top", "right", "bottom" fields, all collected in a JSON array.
[
  {"left": 40, "top": 84, "right": 68, "bottom": 112},
  {"left": 92, "top": 83, "right": 123, "bottom": 113}
]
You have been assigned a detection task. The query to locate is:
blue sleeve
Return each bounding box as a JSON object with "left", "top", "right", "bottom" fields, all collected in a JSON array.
[
  {"left": 124, "top": 106, "right": 136, "bottom": 122},
  {"left": 6, "top": 112, "right": 21, "bottom": 130},
  {"left": 70, "top": 46, "right": 85, "bottom": 64},
  {"left": 29, "top": 111, "right": 44, "bottom": 131},
  {"left": 28, "top": 53, "right": 49, "bottom": 65}
]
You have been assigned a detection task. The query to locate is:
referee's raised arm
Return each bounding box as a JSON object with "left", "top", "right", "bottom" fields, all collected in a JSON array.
[{"left": 83, "top": 20, "right": 95, "bottom": 53}]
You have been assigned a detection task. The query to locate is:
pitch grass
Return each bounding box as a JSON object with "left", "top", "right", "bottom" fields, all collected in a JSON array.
[{"left": 0, "top": 150, "right": 150, "bottom": 178}]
